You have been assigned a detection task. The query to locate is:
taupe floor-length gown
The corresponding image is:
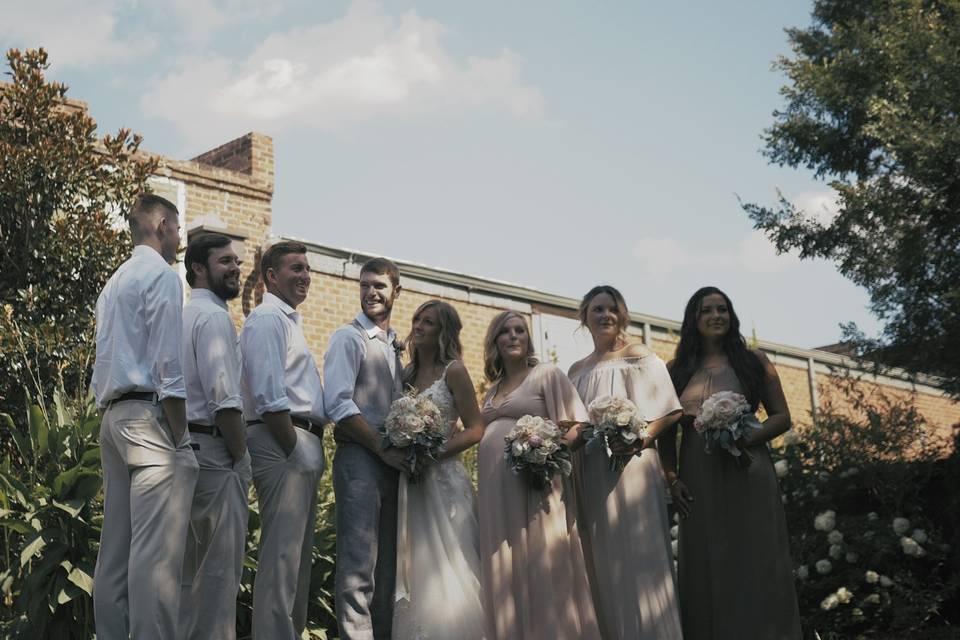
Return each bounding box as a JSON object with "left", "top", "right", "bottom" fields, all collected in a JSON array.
[
  {"left": 570, "top": 350, "right": 683, "bottom": 639},
  {"left": 478, "top": 363, "right": 601, "bottom": 640},
  {"left": 678, "top": 363, "right": 801, "bottom": 640}
]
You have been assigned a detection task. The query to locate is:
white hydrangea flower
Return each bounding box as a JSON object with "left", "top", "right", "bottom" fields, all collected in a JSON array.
[
  {"left": 820, "top": 593, "right": 839, "bottom": 611},
  {"left": 845, "top": 551, "right": 859, "bottom": 563},
  {"left": 879, "top": 575, "right": 893, "bottom": 588},
  {"left": 827, "top": 530, "right": 844, "bottom": 545},
  {"left": 836, "top": 587, "right": 853, "bottom": 604},
  {"left": 911, "top": 529, "right": 928, "bottom": 545},
  {"left": 796, "top": 565, "right": 809, "bottom": 580},
  {"left": 814, "top": 510, "right": 837, "bottom": 532},
  {"left": 774, "top": 459, "right": 788, "bottom": 478},
  {"left": 901, "top": 536, "right": 923, "bottom": 557},
  {"left": 865, "top": 570, "right": 879, "bottom": 584},
  {"left": 892, "top": 517, "right": 911, "bottom": 535},
  {"left": 815, "top": 559, "right": 832, "bottom": 575},
  {"left": 867, "top": 512, "right": 879, "bottom": 521},
  {"left": 829, "top": 544, "right": 843, "bottom": 560}
]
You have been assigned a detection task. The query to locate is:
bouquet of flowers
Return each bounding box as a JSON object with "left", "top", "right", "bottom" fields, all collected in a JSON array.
[
  {"left": 503, "top": 414, "right": 573, "bottom": 490},
  {"left": 693, "top": 390, "right": 761, "bottom": 468},
  {"left": 383, "top": 392, "right": 447, "bottom": 483},
  {"left": 585, "top": 395, "right": 649, "bottom": 471}
]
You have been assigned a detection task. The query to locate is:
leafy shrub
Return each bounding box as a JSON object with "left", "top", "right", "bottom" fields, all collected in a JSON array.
[{"left": 772, "top": 375, "right": 959, "bottom": 639}]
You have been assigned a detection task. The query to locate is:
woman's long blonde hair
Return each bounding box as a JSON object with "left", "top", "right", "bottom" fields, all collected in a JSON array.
[
  {"left": 483, "top": 310, "right": 538, "bottom": 383},
  {"left": 403, "top": 300, "right": 463, "bottom": 386}
]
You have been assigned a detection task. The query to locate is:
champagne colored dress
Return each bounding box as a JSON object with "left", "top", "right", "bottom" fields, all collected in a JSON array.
[
  {"left": 392, "top": 362, "right": 487, "bottom": 639},
  {"left": 478, "top": 363, "right": 601, "bottom": 640},
  {"left": 569, "top": 350, "right": 683, "bottom": 639},
  {"left": 678, "top": 363, "right": 801, "bottom": 640}
]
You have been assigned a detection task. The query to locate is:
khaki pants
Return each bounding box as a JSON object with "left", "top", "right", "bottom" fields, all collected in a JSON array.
[
  {"left": 177, "top": 433, "right": 252, "bottom": 640},
  {"left": 247, "top": 423, "right": 325, "bottom": 640},
  {"left": 94, "top": 399, "right": 199, "bottom": 640}
]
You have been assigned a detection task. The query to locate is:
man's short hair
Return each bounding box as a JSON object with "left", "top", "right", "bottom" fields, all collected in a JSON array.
[
  {"left": 185, "top": 233, "right": 232, "bottom": 287},
  {"left": 360, "top": 257, "right": 400, "bottom": 287},
  {"left": 128, "top": 193, "right": 178, "bottom": 241},
  {"left": 261, "top": 241, "right": 308, "bottom": 281}
]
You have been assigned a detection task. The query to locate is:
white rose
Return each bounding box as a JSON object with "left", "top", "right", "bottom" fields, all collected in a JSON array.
[
  {"left": 865, "top": 593, "right": 881, "bottom": 605},
  {"left": 796, "top": 565, "right": 809, "bottom": 580},
  {"left": 815, "top": 559, "right": 832, "bottom": 575},
  {"left": 774, "top": 459, "right": 789, "bottom": 478},
  {"left": 814, "top": 510, "right": 836, "bottom": 532},
  {"left": 865, "top": 570, "right": 879, "bottom": 584},
  {"left": 900, "top": 536, "right": 922, "bottom": 557},
  {"left": 911, "top": 529, "right": 928, "bottom": 545},
  {"left": 879, "top": 575, "right": 893, "bottom": 588},
  {"left": 829, "top": 544, "right": 843, "bottom": 560},
  {"left": 836, "top": 587, "right": 853, "bottom": 604},
  {"left": 827, "top": 530, "right": 844, "bottom": 545},
  {"left": 892, "top": 517, "right": 911, "bottom": 535}
]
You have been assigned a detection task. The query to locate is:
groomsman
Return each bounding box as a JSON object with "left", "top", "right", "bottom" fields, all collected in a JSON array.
[
  {"left": 92, "top": 193, "right": 199, "bottom": 640},
  {"left": 324, "top": 257, "right": 407, "bottom": 640},
  {"left": 178, "top": 234, "right": 252, "bottom": 640},
  {"left": 240, "top": 240, "right": 326, "bottom": 639}
]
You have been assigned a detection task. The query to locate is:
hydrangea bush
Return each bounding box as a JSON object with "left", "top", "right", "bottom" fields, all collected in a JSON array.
[{"left": 771, "top": 376, "right": 959, "bottom": 638}]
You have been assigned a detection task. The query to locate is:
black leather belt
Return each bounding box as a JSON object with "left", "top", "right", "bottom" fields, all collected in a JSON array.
[
  {"left": 188, "top": 423, "right": 217, "bottom": 436},
  {"left": 112, "top": 391, "right": 156, "bottom": 404},
  {"left": 247, "top": 417, "right": 323, "bottom": 437}
]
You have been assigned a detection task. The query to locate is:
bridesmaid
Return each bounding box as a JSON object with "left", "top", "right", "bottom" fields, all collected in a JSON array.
[
  {"left": 660, "top": 286, "right": 801, "bottom": 640},
  {"left": 477, "top": 311, "right": 601, "bottom": 640},
  {"left": 567, "top": 285, "right": 683, "bottom": 639}
]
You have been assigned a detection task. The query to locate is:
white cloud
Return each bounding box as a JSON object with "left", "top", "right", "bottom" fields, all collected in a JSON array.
[
  {"left": 792, "top": 188, "right": 841, "bottom": 226},
  {"left": 1, "top": 0, "right": 154, "bottom": 69},
  {"left": 141, "top": 0, "right": 544, "bottom": 143},
  {"left": 634, "top": 230, "right": 800, "bottom": 277}
]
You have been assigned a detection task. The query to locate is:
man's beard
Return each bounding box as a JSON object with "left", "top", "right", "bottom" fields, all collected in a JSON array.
[{"left": 210, "top": 276, "right": 240, "bottom": 301}]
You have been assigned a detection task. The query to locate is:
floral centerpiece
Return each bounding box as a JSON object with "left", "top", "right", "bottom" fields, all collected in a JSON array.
[
  {"left": 585, "top": 395, "right": 648, "bottom": 471},
  {"left": 693, "top": 390, "right": 761, "bottom": 468},
  {"left": 383, "top": 392, "right": 447, "bottom": 483},
  {"left": 503, "top": 414, "right": 572, "bottom": 490}
]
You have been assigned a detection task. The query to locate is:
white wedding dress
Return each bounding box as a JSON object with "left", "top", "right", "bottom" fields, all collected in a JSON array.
[{"left": 392, "top": 362, "right": 487, "bottom": 640}]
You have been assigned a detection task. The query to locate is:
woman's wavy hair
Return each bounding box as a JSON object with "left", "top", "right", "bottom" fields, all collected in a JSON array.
[
  {"left": 483, "top": 311, "right": 538, "bottom": 383},
  {"left": 578, "top": 284, "right": 630, "bottom": 344},
  {"left": 670, "top": 286, "right": 765, "bottom": 409},
  {"left": 403, "top": 300, "right": 463, "bottom": 386}
]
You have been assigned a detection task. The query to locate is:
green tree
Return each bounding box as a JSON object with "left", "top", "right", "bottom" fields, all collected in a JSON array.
[
  {"left": 743, "top": 0, "right": 960, "bottom": 394},
  {"left": 0, "top": 48, "right": 157, "bottom": 415}
]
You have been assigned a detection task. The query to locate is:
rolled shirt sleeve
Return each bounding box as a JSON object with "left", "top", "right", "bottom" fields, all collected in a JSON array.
[
  {"left": 194, "top": 313, "right": 243, "bottom": 415},
  {"left": 322, "top": 326, "right": 366, "bottom": 424},
  {"left": 241, "top": 313, "right": 291, "bottom": 416},
  {"left": 144, "top": 268, "right": 186, "bottom": 401}
]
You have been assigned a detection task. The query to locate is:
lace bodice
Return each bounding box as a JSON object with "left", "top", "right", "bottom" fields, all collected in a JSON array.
[{"left": 418, "top": 362, "right": 460, "bottom": 439}]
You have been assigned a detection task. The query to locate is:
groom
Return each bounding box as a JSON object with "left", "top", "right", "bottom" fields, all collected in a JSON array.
[{"left": 324, "top": 257, "right": 407, "bottom": 640}]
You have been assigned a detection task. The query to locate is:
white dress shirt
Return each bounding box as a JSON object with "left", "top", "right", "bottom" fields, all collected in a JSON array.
[
  {"left": 92, "top": 245, "right": 186, "bottom": 408},
  {"left": 323, "top": 312, "right": 398, "bottom": 424},
  {"left": 240, "top": 292, "right": 325, "bottom": 423},
  {"left": 182, "top": 288, "right": 243, "bottom": 425}
]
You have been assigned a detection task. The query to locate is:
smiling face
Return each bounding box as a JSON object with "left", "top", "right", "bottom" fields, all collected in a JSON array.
[
  {"left": 267, "top": 252, "right": 311, "bottom": 308},
  {"left": 585, "top": 292, "right": 625, "bottom": 342},
  {"left": 410, "top": 305, "right": 441, "bottom": 349},
  {"left": 696, "top": 292, "right": 731, "bottom": 340},
  {"left": 360, "top": 270, "right": 400, "bottom": 321},
  {"left": 204, "top": 243, "right": 242, "bottom": 300},
  {"left": 496, "top": 316, "right": 530, "bottom": 364}
]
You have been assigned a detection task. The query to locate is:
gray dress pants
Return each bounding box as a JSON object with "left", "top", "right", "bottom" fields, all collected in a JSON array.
[
  {"left": 333, "top": 443, "right": 399, "bottom": 640},
  {"left": 94, "top": 399, "right": 200, "bottom": 640}
]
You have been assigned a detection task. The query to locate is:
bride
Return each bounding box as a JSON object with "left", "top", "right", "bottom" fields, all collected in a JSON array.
[{"left": 392, "top": 300, "right": 488, "bottom": 640}]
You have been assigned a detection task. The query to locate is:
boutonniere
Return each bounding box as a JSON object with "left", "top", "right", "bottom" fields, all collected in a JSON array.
[{"left": 392, "top": 338, "right": 406, "bottom": 357}]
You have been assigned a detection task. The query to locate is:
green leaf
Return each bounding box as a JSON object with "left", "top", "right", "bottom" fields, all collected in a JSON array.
[
  {"left": 28, "top": 404, "right": 48, "bottom": 457},
  {"left": 0, "top": 518, "right": 33, "bottom": 535},
  {"left": 66, "top": 565, "right": 94, "bottom": 596},
  {"left": 56, "top": 583, "right": 83, "bottom": 605},
  {"left": 1, "top": 413, "right": 29, "bottom": 461},
  {"left": 20, "top": 533, "right": 47, "bottom": 567},
  {"left": 52, "top": 387, "right": 69, "bottom": 429},
  {"left": 80, "top": 447, "right": 100, "bottom": 467},
  {"left": 0, "top": 471, "right": 32, "bottom": 507},
  {"left": 51, "top": 498, "right": 85, "bottom": 518}
]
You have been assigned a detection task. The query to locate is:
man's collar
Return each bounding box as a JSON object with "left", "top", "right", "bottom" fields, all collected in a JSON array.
[
  {"left": 133, "top": 244, "right": 168, "bottom": 265},
  {"left": 188, "top": 287, "right": 229, "bottom": 310},
  {"left": 355, "top": 312, "right": 395, "bottom": 340},
  {"left": 263, "top": 292, "right": 297, "bottom": 317}
]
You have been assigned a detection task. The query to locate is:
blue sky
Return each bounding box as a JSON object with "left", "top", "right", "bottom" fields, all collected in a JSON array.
[{"left": 2, "top": 0, "right": 879, "bottom": 348}]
